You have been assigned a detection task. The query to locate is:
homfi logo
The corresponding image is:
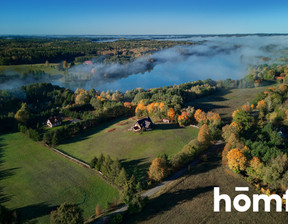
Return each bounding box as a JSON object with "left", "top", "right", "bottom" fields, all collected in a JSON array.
[{"left": 214, "top": 187, "right": 288, "bottom": 212}]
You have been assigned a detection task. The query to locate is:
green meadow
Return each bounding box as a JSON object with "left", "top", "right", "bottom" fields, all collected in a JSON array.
[{"left": 0, "top": 132, "right": 119, "bottom": 224}]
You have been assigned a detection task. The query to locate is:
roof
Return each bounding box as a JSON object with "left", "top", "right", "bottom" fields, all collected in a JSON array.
[
  {"left": 136, "top": 117, "right": 153, "bottom": 129},
  {"left": 84, "top": 60, "right": 92, "bottom": 65}
]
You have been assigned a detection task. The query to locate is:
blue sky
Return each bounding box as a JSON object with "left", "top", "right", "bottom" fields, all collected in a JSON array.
[{"left": 0, "top": 0, "right": 288, "bottom": 35}]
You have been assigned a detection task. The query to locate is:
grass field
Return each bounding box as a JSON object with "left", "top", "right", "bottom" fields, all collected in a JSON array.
[
  {"left": 187, "top": 85, "right": 274, "bottom": 121},
  {"left": 57, "top": 118, "right": 199, "bottom": 179},
  {"left": 0, "top": 132, "right": 119, "bottom": 224},
  {"left": 125, "top": 145, "right": 288, "bottom": 224},
  {"left": 0, "top": 64, "right": 65, "bottom": 75}
]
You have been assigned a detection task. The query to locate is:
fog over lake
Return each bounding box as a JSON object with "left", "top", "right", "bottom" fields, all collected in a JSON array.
[
  {"left": 1, "top": 34, "right": 288, "bottom": 91},
  {"left": 58, "top": 35, "right": 288, "bottom": 91}
]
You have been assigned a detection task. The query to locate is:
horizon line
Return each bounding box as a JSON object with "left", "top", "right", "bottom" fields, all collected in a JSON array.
[{"left": 1, "top": 32, "right": 288, "bottom": 37}]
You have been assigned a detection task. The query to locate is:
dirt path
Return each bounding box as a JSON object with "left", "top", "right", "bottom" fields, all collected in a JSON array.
[
  {"left": 125, "top": 144, "right": 288, "bottom": 224},
  {"left": 90, "top": 141, "right": 224, "bottom": 224}
]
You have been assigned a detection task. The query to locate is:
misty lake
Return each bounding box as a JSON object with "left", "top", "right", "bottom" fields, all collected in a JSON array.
[
  {"left": 2, "top": 35, "right": 288, "bottom": 92},
  {"left": 54, "top": 35, "right": 288, "bottom": 92}
]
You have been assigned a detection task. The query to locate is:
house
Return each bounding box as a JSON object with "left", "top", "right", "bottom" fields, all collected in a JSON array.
[
  {"left": 47, "top": 116, "right": 62, "bottom": 128},
  {"left": 84, "top": 60, "right": 92, "bottom": 65},
  {"left": 129, "top": 117, "right": 153, "bottom": 132},
  {"left": 278, "top": 127, "right": 288, "bottom": 139},
  {"left": 163, "top": 119, "right": 170, "bottom": 123}
]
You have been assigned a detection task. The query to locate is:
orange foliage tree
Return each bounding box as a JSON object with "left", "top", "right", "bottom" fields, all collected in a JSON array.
[
  {"left": 178, "top": 111, "right": 189, "bottom": 126},
  {"left": 148, "top": 157, "right": 169, "bottom": 182},
  {"left": 197, "top": 124, "right": 210, "bottom": 146},
  {"left": 249, "top": 157, "right": 261, "bottom": 170},
  {"left": 167, "top": 108, "right": 176, "bottom": 122},
  {"left": 207, "top": 111, "right": 221, "bottom": 125},
  {"left": 232, "top": 109, "right": 240, "bottom": 119},
  {"left": 242, "top": 105, "right": 252, "bottom": 113},
  {"left": 194, "top": 109, "right": 207, "bottom": 124},
  {"left": 256, "top": 100, "right": 266, "bottom": 111},
  {"left": 226, "top": 148, "right": 247, "bottom": 173},
  {"left": 124, "top": 102, "right": 131, "bottom": 108}
]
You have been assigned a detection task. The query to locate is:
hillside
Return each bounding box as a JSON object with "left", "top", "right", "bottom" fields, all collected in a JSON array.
[
  {"left": 125, "top": 146, "right": 288, "bottom": 224},
  {"left": 0, "top": 133, "right": 119, "bottom": 223}
]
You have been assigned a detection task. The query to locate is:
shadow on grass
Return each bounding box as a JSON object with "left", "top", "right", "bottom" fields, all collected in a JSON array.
[
  {"left": 59, "top": 117, "right": 128, "bottom": 145},
  {"left": 153, "top": 123, "right": 183, "bottom": 130},
  {"left": 16, "top": 202, "right": 58, "bottom": 223},
  {"left": 127, "top": 186, "right": 214, "bottom": 223},
  {"left": 120, "top": 158, "right": 150, "bottom": 182},
  {"left": 0, "top": 139, "right": 19, "bottom": 204},
  {"left": 125, "top": 144, "right": 224, "bottom": 223}
]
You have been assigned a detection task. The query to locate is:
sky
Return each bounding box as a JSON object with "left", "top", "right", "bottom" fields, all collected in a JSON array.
[{"left": 1, "top": 0, "right": 288, "bottom": 35}]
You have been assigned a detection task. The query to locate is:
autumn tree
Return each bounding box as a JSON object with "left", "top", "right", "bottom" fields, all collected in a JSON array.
[
  {"left": 242, "top": 104, "right": 252, "bottom": 113},
  {"left": 206, "top": 111, "right": 221, "bottom": 126},
  {"left": 178, "top": 111, "right": 189, "bottom": 126},
  {"left": 197, "top": 124, "right": 210, "bottom": 147},
  {"left": 167, "top": 108, "right": 175, "bottom": 122},
  {"left": 95, "top": 204, "right": 102, "bottom": 216},
  {"left": 135, "top": 101, "right": 146, "bottom": 118},
  {"left": 14, "top": 103, "right": 30, "bottom": 124},
  {"left": 256, "top": 100, "right": 267, "bottom": 111},
  {"left": 194, "top": 109, "right": 207, "bottom": 124},
  {"left": 226, "top": 148, "right": 247, "bottom": 173},
  {"left": 148, "top": 157, "right": 169, "bottom": 182}
]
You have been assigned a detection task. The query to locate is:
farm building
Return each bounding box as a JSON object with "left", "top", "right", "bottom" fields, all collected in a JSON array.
[
  {"left": 47, "top": 116, "right": 62, "bottom": 128},
  {"left": 163, "top": 119, "right": 170, "bottom": 123},
  {"left": 129, "top": 117, "right": 153, "bottom": 132}
]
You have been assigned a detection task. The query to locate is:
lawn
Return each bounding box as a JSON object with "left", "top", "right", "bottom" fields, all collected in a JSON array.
[
  {"left": 0, "top": 63, "right": 65, "bottom": 76},
  {"left": 57, "top": 118, "right": 199, "bottom": 179},
  {"left": 125, "top": 145, "right": 288, "bottom": 224},
  {"left": 187, "top": 85, "right": 274, "bottom": 121},
  {"left": 0, "top": 132, "right": 119, "bottom": 224}
]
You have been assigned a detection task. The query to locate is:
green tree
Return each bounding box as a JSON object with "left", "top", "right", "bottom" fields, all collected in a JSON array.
[
  {"left": 14, "top": 103, "right": 30, "bottom": 124},
  {"left": 50, "top": 203, "right": 83, "bottom": 224}
]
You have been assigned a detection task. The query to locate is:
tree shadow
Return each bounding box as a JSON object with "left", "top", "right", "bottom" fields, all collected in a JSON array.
[
  {"left": 59, "top": 116, "right": 128, "bottom": 145},
  {"left": 153, "top": 123, "right": 183, "bottom": 130},
  {"left": 0, "top": 139, "right": 19, "bottom": 204},
  {"left": 16, "top": 202, "right": 58, "bottom": 223},
  {"left": 126, "top": 186, "right": 214, "bottom": 223},
  {"left": 120, "top": 158, "right": 150, "bottom": 182}
]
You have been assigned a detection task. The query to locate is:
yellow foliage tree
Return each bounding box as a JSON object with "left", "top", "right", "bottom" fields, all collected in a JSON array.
[
  {"left": 135, "top": 102, "right": 145, "bottom": 113},
  {"left": 256, "top": 100, "right": 267, "bottom": 111},
  {"left": 207, "top": 111, "right": 221, "bottom": 125},
  {"left": 242, "top": 105, "right": 251, "bottom": 113},
  {"left": 226, "top": 148, "right": 247, "bottom": 172},
  {"left": 148, "top": 157, "right": 168, "bottom": 182},
  {"left": 197, "top": 124, "right": 210, "bottom": 145},
  {"left": 232, "top": 109, "right": 240, "bottom": 119},
  {"left": 249, "top": 157, "right": 261, "bottom": 170},
  {"left": 14, "top": 103, "right": 30, "bottom": 124},
  {"left": 194, "top": 109, "right": 207, "bottom": 124}
]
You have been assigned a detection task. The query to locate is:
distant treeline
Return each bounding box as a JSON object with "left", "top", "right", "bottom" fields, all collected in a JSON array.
[{"left": 0, "top": 38, "right": 191, "bottom": 65}]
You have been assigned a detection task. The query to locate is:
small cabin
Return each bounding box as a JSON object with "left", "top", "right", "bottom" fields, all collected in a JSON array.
[
  {"left": 47, "top": 116, "right": 62, "bottom": 128},
  {"left": 163, "top": 119, "right": 170, "bottom": 123},
  {"left": 129, "top": 117, "right": 153, "bottom": 132}
]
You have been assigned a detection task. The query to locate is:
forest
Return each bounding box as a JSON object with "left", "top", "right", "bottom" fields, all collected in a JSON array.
[{"left": 0, "top": 37, "right": 192, "bottom": 65}]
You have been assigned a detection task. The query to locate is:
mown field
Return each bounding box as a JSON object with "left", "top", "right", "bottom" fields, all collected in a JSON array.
[
  {"left": 125, "top": 145, "right": 288, "bottom": 224},
  {"left": 0, "top": 132, "right": 119, "bottom": 224},
  {"left": 0, "top": 63, "right": 65, "bottom": 75},
  {"left": 188, "top": 85, "right": 274, "bottom": 121},
  {"left": 57, "top": 118, "right": 199, "bottom": 179}
]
